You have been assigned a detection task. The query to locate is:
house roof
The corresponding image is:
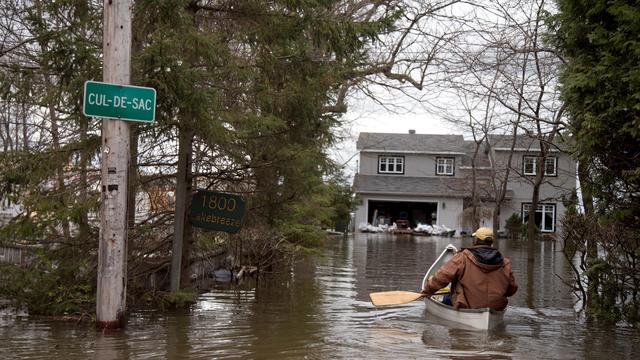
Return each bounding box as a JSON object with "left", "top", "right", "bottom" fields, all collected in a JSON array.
[
  {"left": 353, "top": 174, "right": 513, "bottom": 200},
  {"left": 356, "top": 133, "right": 466, "bottom": 154},
  {"left": 460, "top": 141, "right": 492, "bottom": 167},
  {"left": 487, "top": 134, "right": 572, "bottom": 152},
  {"left": 356, "top": 132, "right": 571, "bottom": 155},
  {"left": 354, "top": 174, "right": 468, "bottom": 198}
]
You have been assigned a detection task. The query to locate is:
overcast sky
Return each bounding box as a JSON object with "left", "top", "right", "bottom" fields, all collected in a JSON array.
[{"left": 330, "top": 89, "right": 461, "bottom": 179}]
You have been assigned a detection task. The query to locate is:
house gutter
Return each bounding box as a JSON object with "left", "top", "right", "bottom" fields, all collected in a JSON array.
[
  {"left": 493, "top": 147, "right": 560, "bottom": 152},
  {"left": 359, "top": 149, "right": 466, "bottom": 155},
  {"left": 355, "top": 190, "right": 467, "bottom": 198},
  {"left": 355, "top": 190, "right": 514, "bottom": 201}
]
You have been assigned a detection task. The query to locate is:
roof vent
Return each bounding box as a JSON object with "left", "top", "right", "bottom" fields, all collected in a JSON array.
[{"left": 409, "top": 129, "right": 416, "bottom": 134}]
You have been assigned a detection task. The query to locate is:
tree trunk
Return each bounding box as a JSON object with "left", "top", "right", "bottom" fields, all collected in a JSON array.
[
  {"left": 34, "top": 0, "right": 71, "bottom": 243},
  {"left": 127, "top": 125, "right": 139, "bottom": 229},
  {"left": 1, "top": 100, "right": 12, "bottom": 152},
  {"left": 578, "top": 160, "right": 594, "bottom": 217},
  {"left": 470, "top": 140, "right": 481, "bottom": 231},
  {"left": 527, "top": 158, "right": 543, "bottom": 262},
  {"left": 45, "top": 77, "right": 71, "bottom": 242},
  {"left": 77, "top": 116, "right": 90, "bottom": 239},
  {"left": 577, "top": 160, "right": 598, "bottom": 309},
  {"left": 170, "top": 125, "right": 194, "bottom": 292}
]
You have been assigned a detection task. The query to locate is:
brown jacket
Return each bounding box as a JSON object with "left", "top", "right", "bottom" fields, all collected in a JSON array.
[{"left": 423, "top": 246, "right": 518, "bottom": 310}]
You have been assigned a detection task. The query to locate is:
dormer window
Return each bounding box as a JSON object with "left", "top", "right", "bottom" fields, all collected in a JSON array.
[
  {"left": 523, "top": 156, "right": 557, "bottom": 176},
  {"left": 378, "top": 155, "right": 404, "bottom": 174},
  {"left": 436, "top": 157, "right": 455, "bottom": 176}
]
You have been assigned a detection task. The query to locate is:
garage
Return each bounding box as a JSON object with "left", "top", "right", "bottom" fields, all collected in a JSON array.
[{"left": 367, "top": 200, "right": 438, "bottom": 228}]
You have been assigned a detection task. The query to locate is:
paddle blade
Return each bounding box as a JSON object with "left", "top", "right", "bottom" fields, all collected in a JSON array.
[{"left": 369, "top": 291, "right": 424, "bottom": 306}]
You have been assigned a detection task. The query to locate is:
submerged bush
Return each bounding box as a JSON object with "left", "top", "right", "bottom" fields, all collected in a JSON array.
[
  {"left": 153, "top": 289, "right": 197, "bottom": 310},
  {"left": 0, "top": 250, "right": 94, "bottom": 317},
  {"left": 561, "top": 212, "right": 640, "bottom": 325}
]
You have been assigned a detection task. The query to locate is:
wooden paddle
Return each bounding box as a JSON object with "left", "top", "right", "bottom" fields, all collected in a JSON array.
[{"left": 369, "top": 288, "right": 450, "bottom": 307}]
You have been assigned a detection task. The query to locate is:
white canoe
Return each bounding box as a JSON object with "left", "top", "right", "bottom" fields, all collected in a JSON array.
[{"left": 421, "top": 244, "right": 505, "bottom": 330}]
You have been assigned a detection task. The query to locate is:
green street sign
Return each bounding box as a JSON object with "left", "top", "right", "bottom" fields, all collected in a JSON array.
[
  {"left": 190, "top": 190, "right": 246, "bottom": 233},
  {"left": 83, "top": 80, "right": 156, "bottom": 122}
]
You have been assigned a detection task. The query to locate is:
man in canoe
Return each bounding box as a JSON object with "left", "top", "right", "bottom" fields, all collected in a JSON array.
[{"left": 421, "top": 227, "right": 518, "bottom": 310}]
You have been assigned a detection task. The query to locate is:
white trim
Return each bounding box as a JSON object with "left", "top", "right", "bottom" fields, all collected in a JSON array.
[
  {"left": 523, "top": 156, "right": 537, "bottom": 176},
  {"left": 523, "top": 155, "right": 558, "bottom": 176},
  {"left": 436, "top": 157, "right": 455, "bottom": 175},
  {"left": 544, "top": 157, "right": 558, "bottom": 176},
  {"left": 378, "top": 155, "right": 404, "bottom": 174},
  {"left": 356, "top": 190, "right": 465, "bottom": 198},
  {"left": 522, "top": 203, "right": 556, "bottom": 232},
  {"left": 494, "top": 147, "right": 560, "bottom": 152},
  {"left": 365, "top": 197, "right": 442, "bottom": 203}
]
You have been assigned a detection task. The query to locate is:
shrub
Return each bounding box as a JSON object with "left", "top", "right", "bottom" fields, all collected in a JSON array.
[
  {"left": 0, "top": 251, "right": 94, "bottom": 317},
  {"left": 504, "top": 213, "right": 524, "bottom": 239}
]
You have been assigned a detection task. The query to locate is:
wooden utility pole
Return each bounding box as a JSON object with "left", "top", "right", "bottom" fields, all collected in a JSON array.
[{"left": 96, "top": 0, "right": 131, "bottom": 330}]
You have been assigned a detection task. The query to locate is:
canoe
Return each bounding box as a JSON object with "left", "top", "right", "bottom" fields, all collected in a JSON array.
[{"left": 421, "top": 244, "right": 505, "bottom": 330}]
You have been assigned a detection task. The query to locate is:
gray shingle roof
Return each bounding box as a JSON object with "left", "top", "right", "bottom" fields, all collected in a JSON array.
[
  {"left": 353, "top": 174, "right": 470, "bottom": 197},
  {"left": 488, "top": 134, "right": 572, "bottom": 152},
  {"left": 460, "top": 141, "right": 492, "bottom": 167},
  {"left": 353, "top": 174, "right": 513, "bottom": 200},
  {"left": 356, "top": 133, "right": 466, "bottom": 153}
]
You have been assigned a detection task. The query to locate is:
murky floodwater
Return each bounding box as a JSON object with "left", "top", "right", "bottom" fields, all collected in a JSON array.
[{"left": 1, "top": 233, "right": 639, "bottom": 359}]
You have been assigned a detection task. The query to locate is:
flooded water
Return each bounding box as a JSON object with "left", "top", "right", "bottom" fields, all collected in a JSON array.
[{"left": 1, "top": 233, "right": 639, "bottom": 359}]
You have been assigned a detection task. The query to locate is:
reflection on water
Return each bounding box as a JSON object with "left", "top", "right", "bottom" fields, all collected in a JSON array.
[{"left": 1, "top": 233, "right": 638, "bottom": 359}]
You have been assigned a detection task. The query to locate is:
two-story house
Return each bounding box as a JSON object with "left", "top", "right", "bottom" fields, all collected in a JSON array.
[{"left": 353, "top": 131, "right": 576, "bottom": 236}]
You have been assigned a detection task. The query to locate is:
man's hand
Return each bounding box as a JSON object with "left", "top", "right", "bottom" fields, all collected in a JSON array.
[{"left": 421, "top": 276, "right": 434, "bottom": 296}]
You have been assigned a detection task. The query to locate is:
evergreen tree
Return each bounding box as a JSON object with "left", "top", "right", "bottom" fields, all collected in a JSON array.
[
  {"left": 0, "top": 0, "right": 102, "bottom": 315},
  {"left": 554, "top": 0, "right": 640, "bottom": 324},
  {"left": 555, "top": 0, "right": 640, "bottom": 215}
]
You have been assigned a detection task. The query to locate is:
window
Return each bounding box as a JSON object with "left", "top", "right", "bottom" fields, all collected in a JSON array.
[
  {"left": 523, "top": 156, "right": 557, "bottom": 176},
  {"left": 523, "top": 156, "right": 536, "bottom": 175},
  {"left": 378, "top": 155, "right": 404, "bottom": 174},
  {"left": 522, "top": 203, "right": 556, "bottom": 232},
  {"left": 436, "top": 157, "right": 455, "bottom": 176},
  {"left": 544, "top": 157, "right": 557, "bottom": 176}
]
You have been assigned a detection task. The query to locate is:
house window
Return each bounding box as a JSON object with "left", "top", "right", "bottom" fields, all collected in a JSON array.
[
  {"left": 523, "top": 156, "right": 536, "bottom": 175},
  {"left": 378, "top": 155, "right": 404, "bottom": 174},
  {"left": 522, "top": 203, "right": 556, "bottom": 232},
  {"left": 523, "top": 156, "right": 557, "bottom": 176},
  {"left": 436, "top": 157, "right": 455, "bottom": 176},
  {"left": 544, "top": 157, "right": 557, "bottom": 176}
]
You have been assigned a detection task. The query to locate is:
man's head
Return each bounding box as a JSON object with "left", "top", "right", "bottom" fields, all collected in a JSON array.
[{"left": 472, "top": 227, "right": 493, "bottom": 246}]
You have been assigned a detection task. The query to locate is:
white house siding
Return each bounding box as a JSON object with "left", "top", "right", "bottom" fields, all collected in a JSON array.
[
  {"left": 359, "top": 152, "right": 464, "bottom": 177},
  {"left": 490, "top": 149, "right": 576, "bottom": 234}
]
